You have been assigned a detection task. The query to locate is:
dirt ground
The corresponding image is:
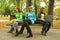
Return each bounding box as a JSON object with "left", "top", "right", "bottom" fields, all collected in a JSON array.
[
  {"left": 0, "top": 28, "right": 60, "bottom": 40},
  {"left": 0, "top": 19, "right": 60, "bottom": 40}
]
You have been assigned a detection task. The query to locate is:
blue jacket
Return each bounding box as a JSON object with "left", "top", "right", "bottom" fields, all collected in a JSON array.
[{"left": 25, "top": 12, "right": 36, "bottom": 24}]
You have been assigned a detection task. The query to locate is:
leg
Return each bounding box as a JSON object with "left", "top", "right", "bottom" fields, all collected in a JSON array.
[
  {"left": 24, "top": 21, "right": 33, "bottom": 38},
  {"left": 42, "top": 22, "right": 51, "bottom": 36},
  {"left": 8, "top": 20, "right": 19, "bottom": 33},
  {"left": 45, "top": 22, "right": 51, "bottom": 34},
  {"left": 16, "top": 20, "right": 23, "bottom": 33},
  {"left": 41, "top": 24, "right": 47, "bottom": 35},
  {"left": 13, "top": 21, "right": 18, "bottom": 33},
  {"left": 15, "top": 22, "right": 25, "bottom": 36},
  {"left": 8, "top": 19, "right": 15, "bottom": 33},
  {"left": 15, "top": 20, "right": 33, "bottom": 38},
  {"left": 37, "top": 20, "right": 46, "bottom": 35},
  {"left": 8, "top": 25, "right": 14, "bottom": 33},
  {"left": 19, "top": 24, "right": 25, "bottom": 34}
]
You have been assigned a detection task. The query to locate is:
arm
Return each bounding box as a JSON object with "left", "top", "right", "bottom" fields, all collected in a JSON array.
[
  {"left": 25, "top": 12, "right": 28, "bottom": 19},
  {"left": 33, "top": 12, "right": 36, "bottom": 21},
  {"left": 37, "top": 13, "right": 41, "bottom": 18}
]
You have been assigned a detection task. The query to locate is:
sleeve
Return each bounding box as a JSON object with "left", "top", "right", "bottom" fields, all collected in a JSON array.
[
  {"left": 25, "top": 12, "right": 28, "bottom": 19},
  {"left": 33, "top": 12, "right": 36, "bottom": 21},
  {"left": 44, "top": 13, "right": 45, "bottom": 19},
  {"left": 38, "top": 13, "right": 41, "bottom": 18}
]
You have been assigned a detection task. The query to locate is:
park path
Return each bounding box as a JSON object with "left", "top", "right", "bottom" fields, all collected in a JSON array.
[{"left": 0, "top": 28, "right": 60, "bottom": 40}]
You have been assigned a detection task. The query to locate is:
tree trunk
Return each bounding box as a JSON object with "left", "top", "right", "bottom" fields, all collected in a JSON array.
[
  {"left": 26, "top": 0, "right": 31, "bottom": 11},
  {"left": 46, "top": 0, "right": 54, "bottom": 23},
  {"left": 26, "top": 0, "right": 31, "bottom": 8},
  {"left": 16, "top": 0, "right": 20, "bottom": 8},
  {"left": 48, "top": 0, "right": 54, "bottom": 15},
  {"left": 34, "top": 0, "right": 37, "bottom": 14}
]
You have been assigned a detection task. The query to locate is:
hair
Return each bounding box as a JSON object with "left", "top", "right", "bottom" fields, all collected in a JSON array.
[
  {"left": 15, "top": 8, "right": 21, "bottom": 12},
  {"left": 28, "top": 6, "right": 32, "bottom": 12},
  {"left": 41, "top": 7, "right": 44, "bottom": 10},
  {"left": 40, "top": 7, "right": 44, "bottom": 13},
  {"left": 28, "top": 6, "right": 32, "bottom": 9}
]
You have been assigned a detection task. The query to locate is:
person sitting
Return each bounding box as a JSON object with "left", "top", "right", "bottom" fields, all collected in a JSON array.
[
  {"left": 37, "top": 7, "right": 51, "bottom": 36},
  {"left": 8, "top": 8, "right": 23, "bottom": 35}
]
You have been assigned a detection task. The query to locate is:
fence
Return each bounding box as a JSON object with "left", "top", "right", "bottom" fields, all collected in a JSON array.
[{"left": 0, "top": 15, "right": 10, "bottom": 22}]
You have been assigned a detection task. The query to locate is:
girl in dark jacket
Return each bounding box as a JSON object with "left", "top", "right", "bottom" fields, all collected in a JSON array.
[{"left": 37, "top": 7, "right": 51, "bottom": 36}]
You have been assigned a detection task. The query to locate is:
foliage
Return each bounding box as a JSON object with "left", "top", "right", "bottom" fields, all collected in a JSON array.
[{"left": 0, "top": 0, "right": 59, "bottom": 16}]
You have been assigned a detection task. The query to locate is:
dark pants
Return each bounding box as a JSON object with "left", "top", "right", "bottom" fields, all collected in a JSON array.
[
  {"left": 19, "top": 19, "right": 32, "bottom": 36},
  {"left": 37, "top": 19, "right": 51, "bottom": 34},
  {"left": 42, "top": 21, "right": 51, "bottom": 33}
]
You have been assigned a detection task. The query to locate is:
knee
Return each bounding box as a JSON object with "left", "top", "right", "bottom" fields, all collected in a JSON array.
[
  {"left": 48, "top": 22, "right": 51, "bottom": 26},
  {"left": 13, "top": 22, "right": 18, "bottom": 26}
]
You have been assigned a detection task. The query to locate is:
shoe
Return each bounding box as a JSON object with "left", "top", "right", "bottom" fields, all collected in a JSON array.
[
  {"left": 8, "top": 28, "right": 14, "bottom": 33},
  {"left": 15, "top": 32, "right": 19, "bottom": 37},
  {"left": 41, "top": 31, "right": 43, "bottom": 35},
  {"left": 43, "top": 33, "right": 46, "bottom": 36},
  {"left": 26, "top": 35, "right": 33, "bottom": 38},
  {"left": 8, "top": 31, "right": 12, "bottom": 33},
  {"left": 15, "top": 32, "right": 23, "bottom": 37}
]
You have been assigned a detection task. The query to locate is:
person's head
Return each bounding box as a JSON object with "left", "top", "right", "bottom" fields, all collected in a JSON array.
[
  {"left": 40, "top": 7, "right": 44, "bottom": 13},
  {"left": 15, "top": 8, "right": 21, "bottom": 13},
  {"left": 28, "top": 6, "right": 33, "bottom": 13}
]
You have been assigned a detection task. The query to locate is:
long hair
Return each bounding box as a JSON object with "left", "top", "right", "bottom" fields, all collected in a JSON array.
[{"left": 38, "top": 7, "right": 45, "bottom": 18}]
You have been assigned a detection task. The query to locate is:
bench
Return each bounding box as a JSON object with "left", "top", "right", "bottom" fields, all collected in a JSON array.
[{"left": 6, "top": 15, "right": 52, "bottom": 27}]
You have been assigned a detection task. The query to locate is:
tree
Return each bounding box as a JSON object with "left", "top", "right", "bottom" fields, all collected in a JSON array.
[
  {"left": 4, "top": 6, "right": 11, "bottom": 16},
  {"left": 26, "top": 0, "right": 31, "bottom": 8},
  {"left": 16, "top": 0, "right": 20, "bottom": 8},
  {"left": 48, "top": 0, "right": 54, "bottom": 15},
  {"left": 47, "top": 0, "right": 54, "bottom": 22},
  {"left": 34, "top": 0, "right": 37, "bottom": 14}
]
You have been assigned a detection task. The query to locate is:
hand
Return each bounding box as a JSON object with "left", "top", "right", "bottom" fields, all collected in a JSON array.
[{"left": 29, "top": 18, "right": 33, "bottom": 20}]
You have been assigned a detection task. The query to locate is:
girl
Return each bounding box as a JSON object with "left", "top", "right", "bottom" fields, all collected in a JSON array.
[{"left": 8, "top": 8, "right": 23, "bottom": 35}]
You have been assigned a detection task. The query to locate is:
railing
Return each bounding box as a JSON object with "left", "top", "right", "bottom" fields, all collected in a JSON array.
[{"left": 0, "top": 15, "right": 10, "bottom": 22}]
